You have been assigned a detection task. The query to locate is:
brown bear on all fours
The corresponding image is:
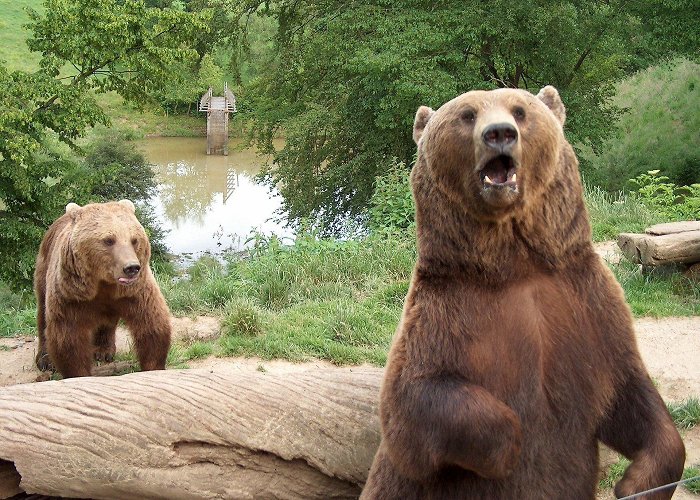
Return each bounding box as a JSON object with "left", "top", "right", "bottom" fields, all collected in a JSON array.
[
  {"left": 361, "top": 87, "right": 685, "bottom": 499},
  {"left": 35, "top": 200, "right": 172, "bottom": 378}
]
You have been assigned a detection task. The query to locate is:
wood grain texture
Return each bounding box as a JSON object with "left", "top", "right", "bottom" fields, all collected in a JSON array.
[
  {"left": 0, "top": 366, "right": 383, "bottom": 499},
  {"left": 645, "top": 221, "right": 700, "bottom": 236},
  {"left": 618, "top": 230, "right": 700, "bottom": 266}
]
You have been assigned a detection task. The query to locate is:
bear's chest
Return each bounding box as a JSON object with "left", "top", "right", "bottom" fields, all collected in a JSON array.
[{"left": 409, "top": 274, "right": 610, "bottom": 419}]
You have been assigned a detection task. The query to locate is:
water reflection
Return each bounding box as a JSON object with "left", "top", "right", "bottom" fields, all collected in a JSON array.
[{"left": 137, "top": 137, "right": 290, "bottom": 257}]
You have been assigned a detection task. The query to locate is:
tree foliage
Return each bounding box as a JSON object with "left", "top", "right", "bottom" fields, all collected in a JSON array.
[
  {"left": 236, "top": 0, "right": 699, "bottom": 233},
  {"left": 0, "top": 0, "right": 206, "bottom": 290}
]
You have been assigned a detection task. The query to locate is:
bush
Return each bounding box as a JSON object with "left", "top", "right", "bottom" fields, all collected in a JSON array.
[
  {"left": 368, "top": 159, "right": 415, "bottom": 233},
  {"left": 629, "top": 170, "right": 700, "bottom": 221},
  {"left": 222, "top": 297, "right": 265, "bottom": 337}
]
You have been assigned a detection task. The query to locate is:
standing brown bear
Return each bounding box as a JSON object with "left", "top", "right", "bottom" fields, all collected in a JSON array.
[
  {"left": 361, "top": 87, "right": 685, "bottom": 499},
  {"left": 35, "top": 199, "right": 172, "bottom": 378}
]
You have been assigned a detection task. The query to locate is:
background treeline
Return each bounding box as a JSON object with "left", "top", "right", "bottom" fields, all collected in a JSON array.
[{"left": 0, "top": 0, "right": 699, "bottom": 295}]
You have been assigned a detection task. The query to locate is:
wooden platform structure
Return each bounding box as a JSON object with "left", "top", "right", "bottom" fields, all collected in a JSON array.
[{"left": 199, "top": 83, "right": 237, "bottom": 155}]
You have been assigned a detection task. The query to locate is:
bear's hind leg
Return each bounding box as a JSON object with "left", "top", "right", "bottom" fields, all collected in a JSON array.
[{"left": 93, "top": 318, "right": 118, "bottom": 363}]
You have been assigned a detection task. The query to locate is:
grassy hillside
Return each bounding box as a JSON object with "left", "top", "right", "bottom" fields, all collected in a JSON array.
[
  {"left": 586, "top": 58, "right": 700, "bottom": 190},
  {"left": 0, "top": 0, "right": 41, "bottom": 70}
]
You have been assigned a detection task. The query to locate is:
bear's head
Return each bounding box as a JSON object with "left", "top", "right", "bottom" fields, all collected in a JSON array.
[
  {"left": 412, "top": 86, "right": 568, "bottom": 222},
  {"left": 64, "top": 200, "right": 151, "bottom": 290}
]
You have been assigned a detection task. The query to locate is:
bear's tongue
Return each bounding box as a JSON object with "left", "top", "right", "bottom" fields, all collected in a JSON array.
[
  {"left": 483, "top": 164, "right": 508, "bottom": 184},
  {"left": 482, "top": 155, "right": 516, "bottom": 185}
]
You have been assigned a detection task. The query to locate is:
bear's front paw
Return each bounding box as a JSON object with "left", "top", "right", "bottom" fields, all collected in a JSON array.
[
  {"left": 94, "top": 345, "right": 116, "bottom": 363},
  {"left": 35, "top": 351, "right": 54, "bottom": 372},
  {"left": 477, "top": 421, "right": 522, "bottom": 479},
  {"left": 454, "top": 409, "right": 523, "bottom": 479}
]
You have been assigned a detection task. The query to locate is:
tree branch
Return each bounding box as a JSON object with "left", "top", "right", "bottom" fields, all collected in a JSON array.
[
  {"left": 561, "top": 0, "right": 630, "bottom": 87},
  {"left": 34, "top": 24, "right": 179, "bottom": 113}
]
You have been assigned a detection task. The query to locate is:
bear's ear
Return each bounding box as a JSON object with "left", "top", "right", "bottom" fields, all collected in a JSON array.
[
  {"left": 413, "top": 105, "right": 435, "bottom": 144},
  {"left": 118, "top": 199, "right": 136, "bottom": 213},
  {"left": 537, "top": 86, "right": 566, "bottom": 126},
  {"left": 65, "top": 202, "right": 81, "bottom": 214}
]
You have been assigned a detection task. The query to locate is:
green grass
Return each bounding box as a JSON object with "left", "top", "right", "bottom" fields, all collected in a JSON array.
[
  {"left": 0, "top": 283, "right": 35, "bottom": 337},
  {"left": 92, "top": 92, "right": 206, "bottom": 140},
  {"left": 0, "top": 0, "right": 42, "bottom": 71},
  {"left": 684, "top": 466, "right": 700, "bottom": 495},
  {"left": 612, "top": 260, "right": 700, "bottom": 317},
  {"left": 155, "top": 233, "right": 414, "bottom": 365},
  {"left": 667, "top": 398, "right": 700, "bottom": 429},
  {"left": 584, "top": 184, "right": 665, "bottom": 242},
  {"left": 0, "top": 307, "right": 36, "bottom": 337}
]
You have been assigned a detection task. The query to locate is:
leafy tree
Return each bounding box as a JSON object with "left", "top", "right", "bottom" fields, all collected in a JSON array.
[
  {"left": 236, "top": 0, "right": 699, "bottom": 233},
  {"left": 158, "top": 54, "right": 226, "bottom": 114},
  {"left": 0, "top": 0, "right": 206, "bottom": 290}
]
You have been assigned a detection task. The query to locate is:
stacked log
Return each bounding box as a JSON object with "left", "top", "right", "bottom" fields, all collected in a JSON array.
[
  {"left": 617, "top": 221, "right": 700, "bottom": 274},
  {"left": 0, "top": 366, "right": 383, "bottom": 499}
]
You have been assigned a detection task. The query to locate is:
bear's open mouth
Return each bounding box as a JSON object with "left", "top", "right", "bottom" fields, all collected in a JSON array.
[
  {"left": 118, "top": 276, "right": 138, "bottom": 286},
  {"left": 479, "top": 155, "right": 518, "bottom": 190}
]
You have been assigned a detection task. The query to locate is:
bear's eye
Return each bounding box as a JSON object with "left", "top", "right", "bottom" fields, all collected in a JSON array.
[
  {"left": 513, "top": 107, "right": 526, "bottom": 121},
  {"left": 461, "top": 110, "right": 476, "bottom": 123},
  {"left": 103, "top": 237, "right": 116, "bottom": 247},
  {"left": 131, "top": 238, "right": 138, "bottom": 246}
]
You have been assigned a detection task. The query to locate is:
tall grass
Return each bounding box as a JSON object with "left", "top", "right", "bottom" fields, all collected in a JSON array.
[
  {"left": 0, "top": 283, "right": 35, "bottom": 337},
  {"left": 612, "top": 260, "right": 700, "bottom": 317},
  {"left": 584, "top": 184, "right": 664, "bottom": 242},
  {"left": 157, "top": 232, "right": 416, "bottom": 365}
]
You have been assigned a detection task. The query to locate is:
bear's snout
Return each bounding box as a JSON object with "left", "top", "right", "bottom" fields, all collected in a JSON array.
[
  {"left": 123, "top": 263, "right": 141, "bottom": 277},
  {"left": 482, "top": 123, "right": 518, "bottom": 153}
]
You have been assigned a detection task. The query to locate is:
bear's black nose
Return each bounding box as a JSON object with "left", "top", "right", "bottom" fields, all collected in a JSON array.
[
  {"left": 482, "top": 123, "right": 518, "bottom": 151},
  {"left": 123, "top": 264, "right": 141, "bottom": 277}
]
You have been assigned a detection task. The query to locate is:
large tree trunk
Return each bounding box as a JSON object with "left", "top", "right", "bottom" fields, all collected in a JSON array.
[{"left": 0, "top": 366, "right": 383, "bottom": 500}]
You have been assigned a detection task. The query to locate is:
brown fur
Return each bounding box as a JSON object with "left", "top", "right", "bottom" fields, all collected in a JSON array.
[
  {"left": 35, "top": 200, "right": 171, "bottom": 378},
  {"left": 361, "top": 87, "right": 685, "bottom": 499}
]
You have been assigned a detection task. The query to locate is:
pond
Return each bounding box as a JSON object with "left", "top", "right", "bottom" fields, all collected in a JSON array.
[{"left": 137, "top": 137, "right": 291, "bottom": 260}]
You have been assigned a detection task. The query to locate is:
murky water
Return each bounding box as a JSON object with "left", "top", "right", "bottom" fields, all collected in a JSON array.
[{"left": 137, "top": 137, "right": 291, "bottom": 258}]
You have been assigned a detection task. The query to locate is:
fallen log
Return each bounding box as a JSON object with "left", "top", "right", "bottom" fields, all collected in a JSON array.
[
  {"left": 617, "top": 230, "right": 700, "bottom": 266},
  {"left": 645, "top": 221, "right": 700, "bottom": 236},
  {"left": 0, "top": 366, "right": 383, "bottom": 499}
]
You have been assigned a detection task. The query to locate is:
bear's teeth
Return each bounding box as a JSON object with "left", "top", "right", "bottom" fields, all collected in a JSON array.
[
  {"left": 510, "top": 173, "right": 517, "bottom": 183},
  {"left": 484, "top": 175, "right": 494, "bottom": 185}
]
